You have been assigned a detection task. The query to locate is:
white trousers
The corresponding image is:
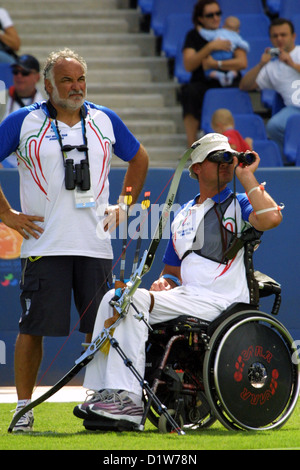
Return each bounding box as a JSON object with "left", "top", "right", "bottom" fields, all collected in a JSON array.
[{"left": 83, "top": 286, "right": 230, "bottom": 397}]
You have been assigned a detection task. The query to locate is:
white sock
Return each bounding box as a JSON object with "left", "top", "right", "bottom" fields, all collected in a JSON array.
[{"left": 17, "top": 399, "right": 31, "bottom": 409}]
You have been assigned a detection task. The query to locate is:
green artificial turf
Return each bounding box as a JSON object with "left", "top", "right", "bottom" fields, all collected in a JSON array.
[{"left": 1, "top": 400, "right": 299, "bottom": 451}]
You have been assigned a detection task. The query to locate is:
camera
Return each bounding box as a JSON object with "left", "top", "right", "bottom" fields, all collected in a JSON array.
[
  {"left": 65, "top": 159, "right": 91, "bottom": 191},
  {"left": 269, "top": 47, "right": 280, "bottom": 58},
  {"left": 207, "top": 150, "right": 256, "bottom": 165}
]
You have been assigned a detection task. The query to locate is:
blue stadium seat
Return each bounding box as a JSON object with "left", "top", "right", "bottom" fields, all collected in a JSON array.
[
  {"left": 261, "top": 89, "right": 276, "bottom": 110},
  {"left": 242, "top": 38, "right": 271, "bottom": 75},
  {"left": 138, "top": 0, "right": 154, "bottom": 15},
  {"left": 201, "top": 88, "right": 254, "bottom": 133},
  {"left": 150, "top": 0, "right": 195, "bottom": 37},
  {"left": 174, "top": 43, "right": 191, "bottom": 84},
  {"left": 218, "top": 0, "right": 264, "bottom": 16},
  {"left": 261, "top": 90, "right": 285, "bottom": 116},
  {"left": 265, "top": 0, "right": 281, "bottom": 15},
  {"left": 0, "top": 63, "right": 13, "bottom": 88},
  {"left": 279, "top": 0, "right": 300, "bottom": 19},
  {"left": 162, "top": 13, "right": 193, "bottom": 58},
  {"left": 237, "top": 14, "right": 270, "bottom": 40},
  {"left": 204, "top": 112, "right": 267, "bottom": 138},
  {"left": 283, "top": 114, "right": 300, "bottom": 164},
  {"left": 253, "top": 140, "right": 283, "bottom": 167},
  {"left": 233, "top": 113, "right": 267, "bottom": 141},
  {"left": 292, "top": 14, "right": 300, "bottom": 36},
  {"left": 295, "top": 145, "right": 300, "bottom": 166}
]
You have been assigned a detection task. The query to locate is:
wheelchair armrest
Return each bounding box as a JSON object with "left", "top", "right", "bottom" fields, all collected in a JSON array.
[{"left": 254, "top": 270, "right": 281, "bottom": 315}]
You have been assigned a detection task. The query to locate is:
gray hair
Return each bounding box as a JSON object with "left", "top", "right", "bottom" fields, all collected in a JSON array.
[{"left": 43, "top": 48, "right": 87, "bottom": 82}]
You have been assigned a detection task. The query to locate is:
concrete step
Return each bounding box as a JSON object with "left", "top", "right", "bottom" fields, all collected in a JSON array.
[
  {"left": 2, "top": 0, "right": 118, "bottom": 10},
  {"left": 16, "top": 18, "right": 130, "bottom": 35},
  {"left": 135, "top": 133, "right": 187, "bottom": 148},
  {"left": 86, "top": 69, "right": 152, "bottom": 84},
  {"left": 87, "top": 94, "right": 165, "bottom": 109},
  {"left": 21, "top": 45, "right": 142, "bottom": 61},
  {"left": 20, "top": 33, "right": 156, "bottom": 56},
  {"left": 86, "top": 57, "right": 169, "bottom": 82},
  {"left": 124, "top": 119, "right": 177, "bottom": 135},
  {"left": 114, "top": 108, "right": 183, "bottom": 133},
  {"left": 12, "top": 9, "right": 140, "bottom": 32},
  {"left": 88, "top": 82, "right": 179, "bottom": 106},
  {"left": 111, "top": 147, "right": 188, "bottom": 169}
]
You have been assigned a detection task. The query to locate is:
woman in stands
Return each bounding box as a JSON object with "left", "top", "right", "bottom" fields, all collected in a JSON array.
[{"left": 181, "top": 0, "right": 248, "bottom": 146}]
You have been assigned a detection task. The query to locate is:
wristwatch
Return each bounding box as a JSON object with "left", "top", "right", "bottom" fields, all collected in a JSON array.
[{"left": 218, "top": 60, "right": 222, "bottom": 69}]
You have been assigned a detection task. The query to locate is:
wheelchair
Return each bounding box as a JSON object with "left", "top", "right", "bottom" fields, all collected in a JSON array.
[{"left": 143, "top": 272, "right": 300, "bottom": 432}]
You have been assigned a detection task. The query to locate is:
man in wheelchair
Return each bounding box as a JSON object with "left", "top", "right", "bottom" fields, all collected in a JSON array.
[{"left": 74, "top": 133, "right": 289, "bottom": 431}]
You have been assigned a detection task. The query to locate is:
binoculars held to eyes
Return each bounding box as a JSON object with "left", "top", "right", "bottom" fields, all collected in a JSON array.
[
  {"left": 65, "top": 159, "right": 91, "bottom": 191},
  {"left": 207, "top": 151, "right": 256, "bottom": 165}
]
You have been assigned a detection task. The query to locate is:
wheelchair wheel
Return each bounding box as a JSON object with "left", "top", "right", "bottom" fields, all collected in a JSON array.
[
  {"left": 158, "top": 409, "right": 184, "bottom": 433},
  {"left": 203, "top": 311, "right": 300, "bottom": 431}
]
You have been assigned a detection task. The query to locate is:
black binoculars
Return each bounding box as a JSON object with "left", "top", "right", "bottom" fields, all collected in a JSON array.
[
  {"left": 65, "top": 159, "right": 91, "bottom": 191},
  {"left": 207, "top": 150, "right": 256, "bottom": 165}
]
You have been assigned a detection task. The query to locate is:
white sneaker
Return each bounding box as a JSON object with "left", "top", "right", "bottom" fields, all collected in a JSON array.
[
  {"left": 73, "top": 389, "right": 112, "bottom": 419},
  {"left": 12, "top": 407, "right": 34, "bottom": 432},
  {"left": 87, "top": 390, "right": 143, "bottom": 425}
]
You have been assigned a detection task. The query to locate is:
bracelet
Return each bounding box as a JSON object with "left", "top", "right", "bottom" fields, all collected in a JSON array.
[
  {"left": 255, "top": 203, "right": 285, "bottom": 215},
  {"left": 218, "top": 60, "right": 222, "bottom": 69},
  {"left": 162, "top": 274, "right": 181, "bottom": 286},
  {"left": 247, "top": 182, "right": 266, "bottom": 197}
]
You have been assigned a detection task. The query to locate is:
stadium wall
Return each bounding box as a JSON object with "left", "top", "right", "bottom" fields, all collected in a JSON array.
[{"left": 0, "top": 167, "right": 299, "bottom": 385}]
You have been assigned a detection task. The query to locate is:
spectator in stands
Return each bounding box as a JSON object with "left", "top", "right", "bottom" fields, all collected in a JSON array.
[
  {"left": 211, "top": 108, "right": 253, "bottom": 151},
  {"left": 200, "top": 16, "right": 250, "bottom": 87},
  {"left": 0, "top": 55, "right": 44, "bottom": 168},
  {"left": 239, "top": 18, "right": 300, "bottom": 165},
  {"left": 180, "top": 0, "right": 248, "bottom": 147},
  {"left": 0, "top": 7, "right": 20, "bottom": 64}
]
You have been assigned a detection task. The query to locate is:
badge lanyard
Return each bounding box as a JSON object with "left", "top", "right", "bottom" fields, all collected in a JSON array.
[
  {"left": 49, "top": 111, "right": 95, "bottom": 208},
  {"left": 49, "top": 111, "right": 89, "bottom": 164}
]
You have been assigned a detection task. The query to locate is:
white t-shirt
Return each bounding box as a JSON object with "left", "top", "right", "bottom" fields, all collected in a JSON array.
[
  {"left": 256, "top": 45, "right": 300, "bottom": 107},
  {"left": 3, "top": 90, "right": 44, "bottom": 119},
  {"left": 0, "top": 8, "right": 13, "bottom": 30},
  {"left": 1, "top": 91, "right": 45, "bottom": 167},
  {"left": 0, "top": 100, "right": 140, "bottom": 259}
]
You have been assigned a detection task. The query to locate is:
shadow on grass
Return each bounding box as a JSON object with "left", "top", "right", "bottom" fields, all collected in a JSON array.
[{"left": 9, "top": 427, "right": 235, "bottom": 438}]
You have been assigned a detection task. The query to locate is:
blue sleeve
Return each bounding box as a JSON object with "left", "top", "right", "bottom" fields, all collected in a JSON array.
[
  {"left": 88, "top": 103, "right": 140, "bottom": 162},
  {"left": 199, "top": 28, "right": 216, "bottom": 41},
  {"left": 0, "top": 107, "right": 29, "bottom": 162},
  {"left": 235, "top": 34, "right": 250, "bottom": 52},
  {"left": 162, "top": 236, "right": 181, "bottom": 267},
  {"left": 161, "top": 200, "right": 194, "bottom": 267},
  {"left": 237, "top": 193, "right": 253, "bottom": 222}
]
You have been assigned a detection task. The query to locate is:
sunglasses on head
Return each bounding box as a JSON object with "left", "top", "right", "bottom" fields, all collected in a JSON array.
[
  {"left": 204, "top": 10, "right": 222, "bottom": 18},
  {"left": 12, "top": 69, "right": 32, "bottom": 77}
]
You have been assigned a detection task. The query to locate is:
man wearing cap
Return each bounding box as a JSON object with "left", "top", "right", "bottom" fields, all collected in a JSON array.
[
  {"left": 0, "top": 55, "right": 44, "bottom": 168},
  {"left": 74, "top": 132, "right": 283, "bottom": 428}
]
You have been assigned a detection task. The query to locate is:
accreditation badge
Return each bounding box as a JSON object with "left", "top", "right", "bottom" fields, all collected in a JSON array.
[{"left": 74, "top": 186, "right": 96, "bottom": 208}]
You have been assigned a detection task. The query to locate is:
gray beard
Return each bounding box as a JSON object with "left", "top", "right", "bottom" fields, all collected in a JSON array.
[{"left": 51, "top": 85, "right": 85, "bottom": 110}]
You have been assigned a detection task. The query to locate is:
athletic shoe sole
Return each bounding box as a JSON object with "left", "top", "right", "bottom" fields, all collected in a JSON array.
[{"left": 87, "top": 406, "right": 142, "bottom": 425}]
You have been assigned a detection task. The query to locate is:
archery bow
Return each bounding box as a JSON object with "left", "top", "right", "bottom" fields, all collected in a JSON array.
[{"left": 8, "top": 146, "right": 193, "bottom": 434}]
